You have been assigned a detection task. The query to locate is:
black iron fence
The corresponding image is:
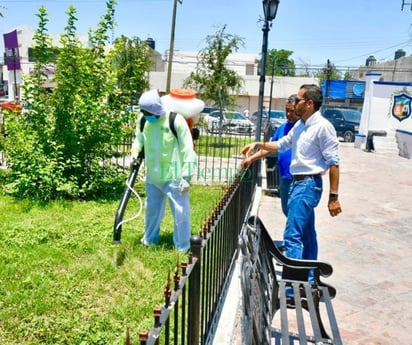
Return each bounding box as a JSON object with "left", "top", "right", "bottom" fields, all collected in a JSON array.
[
  {"left": 111, "top": 126, "right": 255, "bottom": 185},
  {"left": 1, "top": 121, "right": 261, "bottom": 344},
  {"left": 129, "top": 164, "right": 256, "bottom": 345},
  {"left": 1, "top": 125, "right": 255, "bottom": 185}
]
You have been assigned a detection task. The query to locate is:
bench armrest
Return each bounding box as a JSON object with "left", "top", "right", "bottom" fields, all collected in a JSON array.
[{"left": 247, "top": 216, "right": 336, "bottom": 298}]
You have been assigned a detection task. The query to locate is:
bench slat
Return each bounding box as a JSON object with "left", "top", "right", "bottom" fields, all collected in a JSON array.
[
  {"left": 279, "top": 281, "right": 291, "bottom": 345},
  {"left": 293, "top": 283, "right": 308, "bottom": 345},
  {"left": 321, "top": 286, "right": 343, "bottom": 345},
  {"left": 304, "top": 284, "right": 324, "bottom": 343}
]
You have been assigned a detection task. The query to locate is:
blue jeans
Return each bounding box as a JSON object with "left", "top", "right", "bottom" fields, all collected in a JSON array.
[
  {"left": 284, "top": 176, "right": 323, "bottom": 260},
  {"left": 279, "top": 177, "right": 292, "bottom": 217}
]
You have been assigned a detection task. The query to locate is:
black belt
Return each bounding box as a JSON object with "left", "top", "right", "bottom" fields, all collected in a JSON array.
[{"left": 292, "top": 174, "right": 322, "bottom": 181}]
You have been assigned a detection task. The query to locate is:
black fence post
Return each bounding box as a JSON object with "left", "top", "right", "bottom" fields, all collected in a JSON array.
[{"left": 188, "top": 235, "right": 202, "bottom": 345}]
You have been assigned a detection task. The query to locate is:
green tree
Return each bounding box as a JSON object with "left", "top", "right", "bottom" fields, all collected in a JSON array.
[
  {"left": 183, "top": 25, "right": 244, "bottom": 141},
  {"left": 343, "top": 70, "right": 352, "bottom": 80},
  {"left": 265, "top": 49, "right": 296, "bottom": 76},
  {"left": 183, "top": 25, "right": 244, "bottom": 112},
  {"left": 3, "top": 0, "right": 128, "bottom": 200},
  {"left": 109, "top": 35, "right": 152, "bottom": 107},
  {"left": 314, "top": 59, "right": 341, "bottom": 84}
]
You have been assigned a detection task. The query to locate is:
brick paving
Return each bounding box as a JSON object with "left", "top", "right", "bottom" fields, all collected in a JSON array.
[{"left": 258, "top": 143, "right": 412, "bottom": 344}]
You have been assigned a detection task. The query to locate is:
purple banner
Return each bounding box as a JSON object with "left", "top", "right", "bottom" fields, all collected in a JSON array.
[{"left": 3, "top": 30, "right": 21, "bottom": 70}]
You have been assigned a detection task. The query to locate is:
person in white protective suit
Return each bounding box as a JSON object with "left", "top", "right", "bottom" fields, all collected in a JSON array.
[{"left": 131, "top": 89, "right": 197, "bottom": 252}]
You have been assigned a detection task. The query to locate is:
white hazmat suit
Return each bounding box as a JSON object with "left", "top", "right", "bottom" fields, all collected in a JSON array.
[{"left": 132, "top": 90, "right": 197, "bottom": 251}]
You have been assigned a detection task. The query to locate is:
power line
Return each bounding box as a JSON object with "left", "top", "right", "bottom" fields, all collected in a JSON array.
[
  {"left": 334, "top": 39, "right": 412, "bottom": 64},
  {"left": 1, "top": 0, "right": 169, "bottom": 2}
]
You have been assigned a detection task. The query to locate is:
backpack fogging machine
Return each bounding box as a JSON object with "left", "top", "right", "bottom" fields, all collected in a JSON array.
[{"left": 112, "top": 149, "right": 144, "bottom": 244}]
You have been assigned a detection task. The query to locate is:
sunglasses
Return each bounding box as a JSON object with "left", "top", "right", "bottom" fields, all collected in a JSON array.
[{"left": 294, "top": 97, "right": 306, "bottom": 104}]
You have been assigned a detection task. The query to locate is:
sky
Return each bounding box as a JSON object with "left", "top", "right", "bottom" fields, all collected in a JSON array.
[{"left": 0, "top": 0, "right": 411, "bottom": 71}]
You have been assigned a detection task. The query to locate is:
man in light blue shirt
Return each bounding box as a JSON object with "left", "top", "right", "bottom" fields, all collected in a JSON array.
[{"left": 241, "top": 84, "right": 342, "bottom": 263}]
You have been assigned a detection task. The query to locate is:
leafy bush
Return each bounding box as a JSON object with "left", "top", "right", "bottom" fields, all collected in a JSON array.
[{"left": 3, "top": 1, "right": 134, "bottom": 201}]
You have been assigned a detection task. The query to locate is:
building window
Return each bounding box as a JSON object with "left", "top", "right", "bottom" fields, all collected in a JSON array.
[{"left": 245, "top": 64, "right": 255, "bottom": 76}]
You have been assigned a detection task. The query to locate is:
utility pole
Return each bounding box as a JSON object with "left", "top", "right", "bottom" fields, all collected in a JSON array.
[
  {"left": 166, "top": 0, "right": 182, "bottom": 93},
  {"left": 325, "top": 59, "right": 331, "bottom": 105},
  {"left": 401, "top": 0, "right": 412, "bottom": 10}
]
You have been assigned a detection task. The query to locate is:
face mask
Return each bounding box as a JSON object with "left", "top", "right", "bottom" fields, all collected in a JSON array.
[{"left": 144, "top": 115, "right": 158, "bottom": 123}]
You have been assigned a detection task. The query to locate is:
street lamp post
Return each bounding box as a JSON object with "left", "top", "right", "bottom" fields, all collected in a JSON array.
[
  {"left": 254, "top": 0, "right": 280, "bottom": 186},
  {"left": 269, "top": 58, "right": 276, "bottom": 112}
]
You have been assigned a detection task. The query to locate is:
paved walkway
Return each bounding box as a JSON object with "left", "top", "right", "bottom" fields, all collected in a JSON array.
[{"left": 258, "top": 143, "right": 412, "bottom": 344}]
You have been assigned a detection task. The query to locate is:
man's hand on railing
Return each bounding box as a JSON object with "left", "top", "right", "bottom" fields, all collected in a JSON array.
[
  {"left": 241, "top": 142, "right": 256, "bottom": 156},
  {"left": 240, "top": 156, "right": 253, "bottom": 169},
  {"left": 240, "top": 142, "right": 259, "bottom": 169}
]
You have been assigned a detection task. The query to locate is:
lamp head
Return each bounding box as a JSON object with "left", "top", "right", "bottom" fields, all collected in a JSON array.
[{"left": 263, "top": 0, "right": 280, "bottom": 21}]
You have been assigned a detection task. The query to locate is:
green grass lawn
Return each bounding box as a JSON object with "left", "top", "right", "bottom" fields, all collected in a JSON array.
[
  {"left": 195, "top": 131, "right": 254, "bottom": 158},
  {"left": 0, "top": 182, "right": 222, "bottom": 344}
]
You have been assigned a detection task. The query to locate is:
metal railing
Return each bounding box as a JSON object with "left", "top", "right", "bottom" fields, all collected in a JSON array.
[
  {"left": 128, "top": 165, "right": 256, "bottom": 345},
  {"left": 111, "top": 126, "right": 254, "bottom": 185},
  {"left": 0, "top": 122, "right": 260, "bottom": 344},
  {"left": 1, "top": 125, "right": 256, "bottom": 185}
]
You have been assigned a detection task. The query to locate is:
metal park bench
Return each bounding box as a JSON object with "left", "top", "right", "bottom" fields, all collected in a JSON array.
[{"left": 240, "top": 215, "right": 343, "bottom": 345}]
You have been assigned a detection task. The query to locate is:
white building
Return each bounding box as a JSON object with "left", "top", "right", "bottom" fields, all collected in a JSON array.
[
  {"left": 355, "top": 72, "right": 412, "bottom": 158},
  {"left": 351, "top": 49, "right": 412, "bottom": 83},
  {"left": 2, "top": 25, "right": 318, "bottom": 112},
  {"left": 149, "top": 49, "right": 318, "bottom": 112},
  {"left": 2, "top": 25, "right": 89, "bottom": 100}
]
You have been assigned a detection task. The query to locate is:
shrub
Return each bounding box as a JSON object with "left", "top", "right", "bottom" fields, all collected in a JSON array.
[{"left": 3, "top": 1, "right": 132, "bottom": 201}]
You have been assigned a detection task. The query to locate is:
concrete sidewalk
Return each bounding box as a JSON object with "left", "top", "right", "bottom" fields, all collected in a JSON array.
[{"left": 258, "top": 143, "right": 412, "bottom": 344}]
